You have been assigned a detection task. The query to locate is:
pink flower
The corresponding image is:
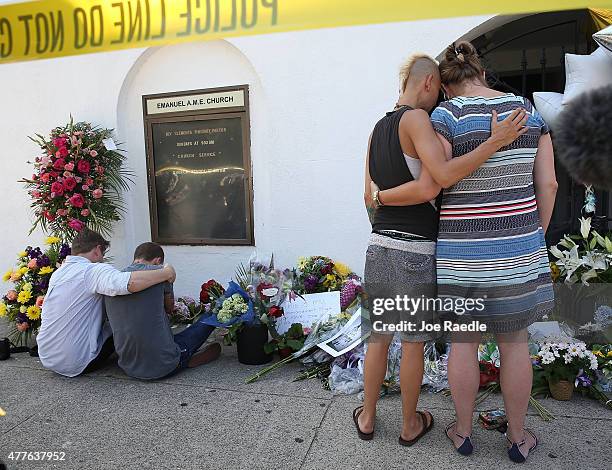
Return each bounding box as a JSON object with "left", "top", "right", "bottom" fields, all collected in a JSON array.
[
  {"left": 86, "top": 178, "right": 94, "bottom": 186},
  {"left": 40, "top": 173, "right": 51, "bottom": 183},
  {"left": 50, "top": 182, "right": 64, "bottom": 196},
  {"left": 31, "top": 190, "right": 42, "bottom": 198},
  {"left": 53, "top": 158, "right": 66, "bottom": 170},
  {"left": 6, "top": 290, "right": 17, "bottom": 301},
  {"left": 92, "top": 189, "right": 103, "bottom": 199},
  {"left": 68, "top": 218, "right": 85, "bottom": 231},
  {"left": 17, "top": 322, "right": 30, "bottom": 332},
  {"left": 63, "top": 177, "right": 77, "bottom": 192},
  {"left": 27, "top": 259, "right": 38, "bottom": 269},
  {"left": 81, "top": 209, "right": 90, "bottom": 217},
  {"left": 52, "top": 137, "right": 66, "bottom": 148},
  {"left": 89, "top": 150, "right": 98, "bottom": 157},
  {"left": 36, "top": 296, "right": 45, "bottom": 307},
  {"left": 63, "top": 171, "right": 73, "bottom": 178},
  {"left": 77, "top": 160, "right": 91, "bottom": 174},
  {"left": 57, "top": 209, "right": 68, "bottom": 217},
  {"left": 40, "top": 155, "right": 51, "bottom": 166},
  {"left": 58, "top": 146, "right": 69, "bottom": 157},
  {"left": 64, "top": 162, "right": 75, "bottom": 172},
  {"left": 82, "top": 185, "right": 89, "bottom": 191},
  {"left": 43, "top": 211, "right": 55, "bottom": 221},
  {"left": 69, "top": 193, "right": 85, "bottom": 208},
  {"left": 75, "top": 177, "right": 82, "bottom": 183},
  {"left": 96, "top": 166, "right": 105, "bottom": 175}
]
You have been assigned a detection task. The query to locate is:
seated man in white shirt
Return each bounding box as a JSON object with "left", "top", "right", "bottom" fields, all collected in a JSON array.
[{"left": 37, "top": 228, "right": 176, "bottom": 377}]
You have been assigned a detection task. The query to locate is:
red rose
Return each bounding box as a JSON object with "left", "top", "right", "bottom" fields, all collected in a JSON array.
[
  {"left": 53, "top": 158, "right": 66, "bottom": 170},
  {"left": 77, "top": 160, "right": 91, "bottom": 174},
  {"left": 50, "top": 182, "right": 64, "bottom": 196},
  {"left": 40, "top": 173, "right": 51, "bottom": 183},
  {"left": 268, "top": 306, "right": 284, "bottom": 318},
  {"left": 43, "top": 211, "right": 55, "bottom": 221},
  {"left": 63, "top": 177, "right": 77, "bottom": 192},
  {"left": 69, "top": 193, "right": 85, "bottom": 208},
  {"left": 58, "top": 146, "right": 69, "bottom": 157}
]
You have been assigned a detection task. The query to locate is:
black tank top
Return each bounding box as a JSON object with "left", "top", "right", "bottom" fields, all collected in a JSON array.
[{"left": 369, "top": 106, "right": 441, "bottom": 241}]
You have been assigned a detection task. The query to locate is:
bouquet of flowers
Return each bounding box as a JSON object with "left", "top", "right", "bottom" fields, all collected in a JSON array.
[
  {"left": 169, "top": 296, "right": 203, "bottom": 325},
  {"left": 234, "top": 257, "right": 295, "bottom": 331},
  {"left": 592, "top": 344, "right": 612, "bottom": 391},
  {"left": 296, "top": 256, "right": 355, "bottom": 294},
  {"left": 0, "top": 237, "right": 70, "bottom": 344},
  {"left": 200, "top": 281, "right": 256, "bottom": 345},
  {"left": 535, "top": 339, "right": 598, "bottom": 384},
  {"left": 199, "top": 279, "right": 225, "bottom": 312},
  {"left": 549, "top": 217, "right": 612, "bottom": 284},
  {"left": 22, "top": 118, "right": 132, "bottom": 238},
  {"left": 478, "top": 342, "right": 501, "bottom": 387}
]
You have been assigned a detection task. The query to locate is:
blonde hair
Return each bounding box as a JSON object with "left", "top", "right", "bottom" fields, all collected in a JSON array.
[{"left": 399, "top": 53, "right": 439, "bottom": 93}]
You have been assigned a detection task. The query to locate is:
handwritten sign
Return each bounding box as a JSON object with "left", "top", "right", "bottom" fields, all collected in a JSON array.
[{"left": 275, "top": 291, "right": 340, "bottom": 335}]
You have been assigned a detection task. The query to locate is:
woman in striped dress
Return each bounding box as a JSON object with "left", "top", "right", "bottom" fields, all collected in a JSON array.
[{"left": 431, "top": 42, "right": 557, "bottom": 463}]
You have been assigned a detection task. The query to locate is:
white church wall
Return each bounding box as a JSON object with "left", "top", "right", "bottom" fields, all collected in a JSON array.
[{"left": 0, "top": 15, "right": 492, "bottom": 297}]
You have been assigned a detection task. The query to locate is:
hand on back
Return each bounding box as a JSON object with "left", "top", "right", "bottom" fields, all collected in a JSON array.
[{"left": 490, "top": 108, "right": 529, "bottom": 148}]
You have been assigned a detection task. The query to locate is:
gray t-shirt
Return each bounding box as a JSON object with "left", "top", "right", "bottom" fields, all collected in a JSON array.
[{"left": 104, "top": 263, "right": 180, "bottom": 380}]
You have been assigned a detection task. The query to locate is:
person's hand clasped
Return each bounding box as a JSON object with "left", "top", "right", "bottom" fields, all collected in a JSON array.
[
  {"left": 163, "top": 264, "right": 177, "bottom": 284},
  {"left": 490, "top": 108, "right": 528, "bottom": 148}
]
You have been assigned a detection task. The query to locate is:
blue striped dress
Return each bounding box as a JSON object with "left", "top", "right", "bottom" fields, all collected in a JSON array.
[{"left": 431, "top": 94, "right": 554, "bottom": 333}]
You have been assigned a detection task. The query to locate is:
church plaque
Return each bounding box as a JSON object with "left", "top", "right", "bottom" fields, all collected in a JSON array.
[{"left": 143, "top": 86, "right": 253, "bottom": 245}]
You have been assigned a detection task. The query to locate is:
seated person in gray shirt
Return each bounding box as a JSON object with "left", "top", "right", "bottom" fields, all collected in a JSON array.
[{"left": 105, "top": 242, "right": 221, "bottom": 380}]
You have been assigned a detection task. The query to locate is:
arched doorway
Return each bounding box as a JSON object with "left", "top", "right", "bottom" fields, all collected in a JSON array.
[{"left": 447, "top": 9, "right": 608, "bottom": 245}]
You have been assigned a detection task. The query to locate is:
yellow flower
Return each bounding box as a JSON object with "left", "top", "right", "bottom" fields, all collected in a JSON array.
[
  {"left": 2, "top": 270, "right": 11, "bottom": 282},
  {"left": 549, "top": 262, "right": 560, "bottom": 282},
  {"left": 19, "top": 267, "right": 28, "bottom": 275},
  {"left": 22, "top": 282, "right": 33, "bottom": 292},
  {"left": 26, "top": 305, "right": 41, "bottom": 320},
  {"left": 45, "top": 236, "right": 61, "bottom": 245},
  {"left": 0, "top": 303, "right": 6, "bottom": 317},
  {"left": 19, "top": 306, "right": 27, "bottom": 314},
  {"left": 9, "top": 271, "right": 22, "bottom": 282},
  {"left": 334, "top": 262, "right": 351, "bottom": 278},
  {"left": 17, "top": 290, "right": 33, "bottom": 304},
  {"left": 39, "top": 266, "right": 54, "bottom": 275},
  {"left": 594, "top": 350, "right": 604, "bottom": 357},
  {"left": 607, "top": 351, "right": 612, "bottom": 358},
  {"left": 18, "top": 251, "right": 27, "bottom": 258}
]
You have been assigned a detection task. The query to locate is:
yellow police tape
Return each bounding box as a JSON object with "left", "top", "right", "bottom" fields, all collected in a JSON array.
[{"left": 0, "top": 0, "right": 611, "bottom": 63}]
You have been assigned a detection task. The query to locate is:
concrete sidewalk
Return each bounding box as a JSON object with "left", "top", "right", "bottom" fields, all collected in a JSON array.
[{"left": 1, "top": 347, "right": 610, "bottom": 470}]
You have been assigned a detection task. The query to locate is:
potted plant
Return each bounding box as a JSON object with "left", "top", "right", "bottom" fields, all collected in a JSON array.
[
  {"left": 264, "top": 323, "right": 307, "bottom": 359},
  {"left": 536, "top": 339, "right": 599, "bottom": 400}
]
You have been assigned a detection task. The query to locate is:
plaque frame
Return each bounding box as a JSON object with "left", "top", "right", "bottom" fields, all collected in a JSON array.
[{"left": 142, "top": 85, "right": 254, "bottom": 246}]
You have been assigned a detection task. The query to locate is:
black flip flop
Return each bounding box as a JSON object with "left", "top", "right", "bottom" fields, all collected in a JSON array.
[
  {"left": 507, "top": 428, "right": 538, "bottom": 463},
  {"left": 398, "top": 411, "right": 434, "bottom": 446},
  {"left": 352, "top": 406, "right": 374, "bottom": 441}
]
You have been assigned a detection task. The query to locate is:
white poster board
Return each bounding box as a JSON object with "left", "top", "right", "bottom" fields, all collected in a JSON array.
[{"left": 275, "top": 291, "right": 340, "bottom": 335}]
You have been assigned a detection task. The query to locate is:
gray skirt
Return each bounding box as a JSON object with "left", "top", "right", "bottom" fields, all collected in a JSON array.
[{"left": 363, "top": 233, "right": 439, "bottom": 342}]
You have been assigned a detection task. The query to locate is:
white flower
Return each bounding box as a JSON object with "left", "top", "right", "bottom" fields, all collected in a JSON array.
[
  {"left": 563, "top": 353, "right": 573, "bottom": 364},
  {"left": 580, "top": 217, "right": 592, "bottom": 239},
  {"left": 541, "top": 352, "right": 555, "bottom": 365},
  {"left": 583, "top": 252, "right": 608, "bottom": 271},
  {"left": 568, "top": 345, "right": 581, "bottom": 357}
]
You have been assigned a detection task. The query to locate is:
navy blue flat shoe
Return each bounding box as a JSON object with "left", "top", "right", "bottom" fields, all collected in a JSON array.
[
  {"left": 445, "top": 421, "right": 473, "bottom": 456},
  {"left": 507, "top": 429, "right": 538, "bottom": 463}
]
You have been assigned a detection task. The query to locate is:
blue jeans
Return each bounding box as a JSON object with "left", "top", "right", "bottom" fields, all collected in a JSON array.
[{"left": 173, "top": 321, "right": 216, "bottom": 370}]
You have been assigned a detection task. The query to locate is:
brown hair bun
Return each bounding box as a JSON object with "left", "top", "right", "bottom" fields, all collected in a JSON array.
[{"left": 440, "top": 41, "right": 485, "bottom": 86}]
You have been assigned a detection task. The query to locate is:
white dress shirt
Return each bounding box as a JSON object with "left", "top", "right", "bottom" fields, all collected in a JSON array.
[{"left": 37, "top": 256, "right": 131, "bottom": 377}]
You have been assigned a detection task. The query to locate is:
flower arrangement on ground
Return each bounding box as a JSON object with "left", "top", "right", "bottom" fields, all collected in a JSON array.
[
  {"left": 199, "top": 279, "right": 225, "bottom": 312},
  {"left": 535, "top": 339, "right": 599, "bottom": 384},
  {"left": 169, "top": 296, "right": 203, "bottom": 325},
  {"left": 0, "top": 237, "right": 70, "bottom": 344},
  {"left": 549, "top": 217, "right": 612, "bottom": 284},
  {"left": 22, "top": 118, "right": 132, "bottom": 238},
  {"left": 296, "top": 256, "right": 359, "bottom": 295}
]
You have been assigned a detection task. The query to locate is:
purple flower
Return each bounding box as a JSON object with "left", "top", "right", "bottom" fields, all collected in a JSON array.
[
  {"left": 575, "top": 372, "right": 592, "bottom": 388},
  {"left": 27, "top": 247, "right": 42, "bottom": 259},
  {"left": 36, "top": 278, "right": 49, "bottom": 291},
  {"left": 17, "top": 312, "right": 28, "bottom": 323},
  {"left": 304, "top": 274, "right": 319, "bottom": 293},
  {"left": 37, "top": 255, "right": 51, "bottom": 267},
  {"left": 59, "top": 244, "right": 71, "bottom": 259}
]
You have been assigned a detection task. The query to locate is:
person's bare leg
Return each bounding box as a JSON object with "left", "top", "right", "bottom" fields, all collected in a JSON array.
[
  {"left": 447, "top": 333, "right": 480, "bottom": 448},
  {"left": 358, "top": 334, "right": 393, "bottom": 433},
  {"left": 399, "top": 341, "right": 429, "bottom": 440},
  {"left": 497, "top": 329, "right": 536, "bottom": 456}
]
